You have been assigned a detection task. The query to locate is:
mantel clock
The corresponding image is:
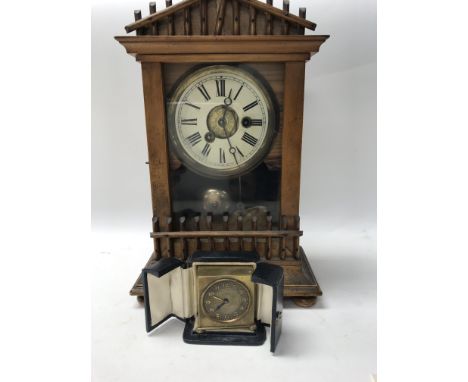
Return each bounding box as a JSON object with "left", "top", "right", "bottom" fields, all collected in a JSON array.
[{"left": 116, "top": 0, "right": 329, "bottom": 314}]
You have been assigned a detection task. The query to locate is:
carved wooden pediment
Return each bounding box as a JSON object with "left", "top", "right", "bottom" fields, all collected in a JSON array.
[{"left": 125, "top": 0, "right": 317, "bottom": 36}]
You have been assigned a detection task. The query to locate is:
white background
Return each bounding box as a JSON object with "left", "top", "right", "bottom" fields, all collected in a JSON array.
[
  {"left": 1, "top": 1, "right": 468, "bottom": 382},
  {"left": 92, "top": 1, "right": 376, "bottom": 381}
]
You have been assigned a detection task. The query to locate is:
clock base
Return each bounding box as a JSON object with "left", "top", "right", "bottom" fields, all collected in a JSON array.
[
  {"left": 182, "top": 318, "right": 266, "bottom": 347},
  {"left": 130, "top": 246, "right": 322, "bottom": 306}
]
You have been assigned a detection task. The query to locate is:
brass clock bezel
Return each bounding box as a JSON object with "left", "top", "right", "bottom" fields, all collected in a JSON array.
[
  {"left": 200, "top": 278, "right": 252, "bottom": 323},
  {"left": 166, "top": 64, "right": 277, "bottom": 178}
]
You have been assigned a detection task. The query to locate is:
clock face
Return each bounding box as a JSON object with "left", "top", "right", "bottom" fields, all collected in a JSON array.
[
  {"left": 201, "top": 278, "right": 251, "bottom": 322},
  {"left": 167, "top": 65, "right": 276, "bottom": 178}
]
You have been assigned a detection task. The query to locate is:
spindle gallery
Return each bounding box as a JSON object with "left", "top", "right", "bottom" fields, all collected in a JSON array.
[{"left": 116, "top": 0, "right": 329, "bottom": 308}]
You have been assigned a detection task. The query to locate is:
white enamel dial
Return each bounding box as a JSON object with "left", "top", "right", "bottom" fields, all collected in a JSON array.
[{"left": 167, "top": 65, "right": 276, "bottom": 178}]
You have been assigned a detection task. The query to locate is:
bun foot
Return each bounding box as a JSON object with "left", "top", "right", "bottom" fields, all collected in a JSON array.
[
  {"left": 293, "top": 296, "right": 317, "bottom": 308},
  {"left": 137, "top": 295, "right": 144, "bottom": 303}
]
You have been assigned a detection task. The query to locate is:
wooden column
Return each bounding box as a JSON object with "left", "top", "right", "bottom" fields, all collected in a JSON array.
[
  {"left": 141, "top": 62, "right": 172, "bottom": 255},
  {"left": 281, "top": 61, "right": 306, "bottom": 218}
]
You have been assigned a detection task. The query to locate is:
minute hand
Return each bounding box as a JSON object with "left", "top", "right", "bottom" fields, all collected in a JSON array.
[{"left": 220, "top": 90, "right": 239, "bottom": 165}]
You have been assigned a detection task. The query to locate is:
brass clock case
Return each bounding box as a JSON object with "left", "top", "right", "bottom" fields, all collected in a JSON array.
[
  {"left": 167, "top": 65, "right": 277, "bottom": 178},
  {"left": 194, "top": 263, "right": 256, "bottom": 333}
]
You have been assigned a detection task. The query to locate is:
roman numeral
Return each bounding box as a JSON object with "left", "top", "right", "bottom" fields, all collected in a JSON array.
[
  {"left": 185, "top": 102, "right": 200, "bottom": 110},
  {"left": 202, "top": 143, "right": 211, "bottom": 157},
  {"left": 234, "top": 85, "right": 243, "bottom": 100},
  {"left": 243, "top": 100, "right": 259, "bottom": 112},
  {"left": 216, "top": 79, "right": 225, "bottom": 97},
  {"left": 186, "top": 132, "right": 202, "bottom": 146},
  {"left": 241, "top": 132, "right": 258, "bottom": 146},
  {"left": 181, "top": 118, "right": 197, "bottom": 125},
  {"left": 250, "top": 119, "right": 262, "bottom": 126},
  {"left": 197, "top": 84, "right": 211, "bottom": 101},
  {"left": 236, "top": 146, "right": 244, "bottom": 157},
  {"left": 219, "top": 148, "right": 226, "bottom": 163}
]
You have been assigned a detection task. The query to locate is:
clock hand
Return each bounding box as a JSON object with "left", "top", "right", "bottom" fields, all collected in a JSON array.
[
  {"left": 220, "top": 90, "right": 239, "bottom": 166},
  {"left": 215, "top": 298, "right": 229, "bottom": 311},
  {"left": 211, "top": 295, "right": 224, "bottom": 302}
]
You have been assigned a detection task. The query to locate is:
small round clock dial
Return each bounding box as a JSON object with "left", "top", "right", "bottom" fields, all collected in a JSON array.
[
  {"left": 167, "top": 65, "right": 276, "bottom": 178},
  {"left": 201, "top": 279, "right": 251, "bottom": 322}
]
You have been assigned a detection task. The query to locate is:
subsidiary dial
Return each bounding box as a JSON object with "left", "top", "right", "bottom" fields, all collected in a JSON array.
[{"left": 167, "top": 65, "right": 276, "bottom": 178}]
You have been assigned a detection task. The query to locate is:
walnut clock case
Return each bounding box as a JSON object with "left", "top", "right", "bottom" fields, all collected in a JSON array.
[
  {"left": 143, "top": 251, "right": 283, "bottom": 352},
  {"left": 116, "top": 0, "right": 329, "bottom": 308}
]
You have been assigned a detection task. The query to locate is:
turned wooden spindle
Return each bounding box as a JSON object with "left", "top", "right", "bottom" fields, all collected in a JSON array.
[
  {"left": 179, "top": 216, "right": 187, "bottom": 260},
  {"left": 282, "top": 0, "right": 290, "bottom": 35},
  {"left": 184, "top": 7, "right": 191, "bottom": 35},
  {"left": 280, "top": 215, "right": 287, "bottom": 260},
  {"left": 152, "top": 216, "right": 161, "bottom": 260},
  {"left": 252, "top": 215, "right": 258, "bottom": 253},
  {"left": 249, "top": 6, "right": 256, "bottom": 35},
  {"left": 215, "top": 0, "right": 226, "bottom": 35},
  {"left": 134, "top": 10, "right": 144, "bottom": 35},
  {"left": 298, "top": 7, "right": 306, "bottom": 35},
  {"left": 206, "top": 213, "right": 213, "bottom": 250},
  {"left": 223, "top": 212, "right": 230, "bottom": 250},
  {"left": 237, "top": 215, "right": 244, "bottom": 251},
  {"left": 233, "top": 0, "right": 240, "bottom": 35},
  {"left": 293, "top": 215, "right": 300, "bottom": 259},
  {"left": 200, "top": 0, "right": 208, "bottom": 35},
  {"left": 166, "top": 0, "right": 174, "bottom": 35},
  {"left": 166, "top": 217, "right": 173, "bottom": 257},
  {"left": 265, "top": 0, "right": 273, "bottom": 35},
  {"left": 266, "top": 213, "right": 273, "bottom": 259},
  {"left": 149, "top": 2, "right": 158, "bottom": 35},
  {"left": 194, "top": 214, "right": 201, "bottom": 250}
]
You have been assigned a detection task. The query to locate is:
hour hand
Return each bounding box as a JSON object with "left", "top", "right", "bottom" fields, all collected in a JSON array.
[{"left": 215, "top": 299, "right": 229, "bottom": 311}]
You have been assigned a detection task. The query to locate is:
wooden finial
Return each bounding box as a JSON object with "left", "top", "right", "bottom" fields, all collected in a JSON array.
[
  {"left": 215, "top": 0, "right": 227, "bottom": 35},
  {"left": 249, "top": 6, "right": 256, "bottom": 35},
  {"left": 206, "top": 213, "right": 213, "bottom": 250},
  {"left": 298, "top": 7, "right": 306, "bottom": 34},
  {"left": 223, "top": 212, "right": 230, "bottom": 250},
  {"left": 200, "top": 0, "right": 208, "bottom": 35},
  {"left": 134, "top": 10, "right": 143, "bottom": 35},
  {"left": 149, "top": 2, "right": 158, "bottom": 35},
  {"left": 166, "top": 0, "right": 174, "bottom": 35},
  {"left": 179, "top": 216, "right": 187, "bottom": 259},
  {"left": 282, "top": 0, "right": 290, "bottom": 34},
  {"left": 280, "top": 215, "right": 288, "bottom": 259},
  {"left": 184, "top": 7, "right": 191, "bottom": 35},
  {"left": 194, "top": 214, "right": 201, "bottom": 250},
  {"left": 166, "top": 216, "right": 173, "bottom": 257},
  {"left": 237, "top": 215, "right": 244, "bottom": 251},
  {"left": 233, "top": 0, "right": 240, "bottom": 35},
  {"left": 265, "top": 0, "right": 272, "bottom": 34}
]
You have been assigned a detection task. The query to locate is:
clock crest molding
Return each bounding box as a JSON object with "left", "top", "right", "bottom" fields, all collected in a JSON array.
[{"left": 116, "top": 0, "right": 329, "bottom": 307}]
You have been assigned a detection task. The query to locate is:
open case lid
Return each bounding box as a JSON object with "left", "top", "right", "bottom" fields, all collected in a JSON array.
[
  {"left": 142, "top": 258, "right": 193, "bottom": 332},
  {"left": 252, "top": 262, "right": 284, "bottom": 353}
]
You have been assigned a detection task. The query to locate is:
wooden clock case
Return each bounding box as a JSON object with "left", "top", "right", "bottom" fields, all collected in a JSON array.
[{"left": 116, "top": 0, "right": 329, "bottom": 307}]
